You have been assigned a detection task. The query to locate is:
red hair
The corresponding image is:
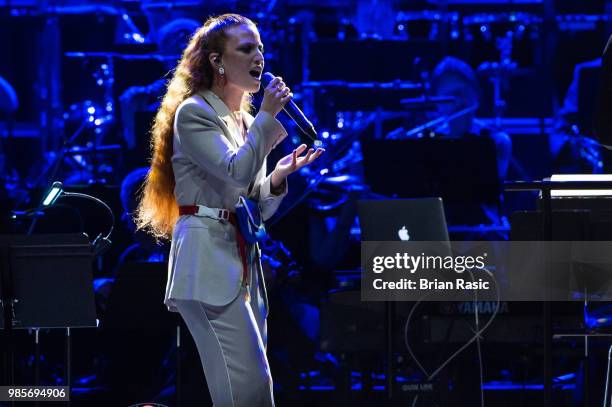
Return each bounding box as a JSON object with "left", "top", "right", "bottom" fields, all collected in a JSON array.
[{"left": 135, "top": 14, "right": 255, "bottom": 239}]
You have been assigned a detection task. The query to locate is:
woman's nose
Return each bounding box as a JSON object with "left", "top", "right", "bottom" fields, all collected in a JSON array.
[{"left": 254, "top": 51, "right": 264, "bottom": 66}]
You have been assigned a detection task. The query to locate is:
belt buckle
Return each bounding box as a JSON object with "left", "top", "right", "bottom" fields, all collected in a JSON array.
[
  {"left": 195, "top": 205, "right": 207, "bottom": 217},
  {"left": 218, "top": 209, "right": 230, "bottom": 221}
]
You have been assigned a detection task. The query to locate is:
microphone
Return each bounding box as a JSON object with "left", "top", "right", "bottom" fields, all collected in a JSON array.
[{"left": 262, "top": 72, "right": 319, "bottom": 146}]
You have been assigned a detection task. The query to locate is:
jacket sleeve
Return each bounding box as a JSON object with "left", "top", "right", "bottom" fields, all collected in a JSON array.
[
  {"left": 175, "top": 102, "right": 287, "bottom": 188},
  {"left": 248, "top": 162, "right": 289, "bottom": 221}
]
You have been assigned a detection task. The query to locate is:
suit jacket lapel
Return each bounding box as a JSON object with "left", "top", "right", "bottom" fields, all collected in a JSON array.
[{"left": 198, "top": 90, "right": 242, "bottom": 149}]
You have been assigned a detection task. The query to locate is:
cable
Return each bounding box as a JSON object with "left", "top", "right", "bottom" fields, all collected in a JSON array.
[
  {"left": 603, "top": 344, "right": 612, "bottom": 407},
  {"left": 404, "top": 297, "right": 429, "bottom": 377},
  {"left": 61, "top": 192, "right": 114, "bottom": 240},
  {"left": 16, "top": 190, "right": 115, "bottom": 256},
  {"left": 404, "top": 267, "right": 501, "bottom": 406},
  {"left": 61, "top": 192, "right": 115, "bottom": 257},
  {"left": 468, "top": 270, "right": 485, "bottom": 407}
]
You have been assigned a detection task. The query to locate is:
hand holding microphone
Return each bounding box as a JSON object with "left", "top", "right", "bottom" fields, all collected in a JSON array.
[
  {"left": 261, "top": 72, "right": 319, "bottom": 146},
  {"left": 260, "top": 76, "right": 292, "bottom": 117},
  {"left": 262, "top": 73, "right": 323, "bottom": 190}
]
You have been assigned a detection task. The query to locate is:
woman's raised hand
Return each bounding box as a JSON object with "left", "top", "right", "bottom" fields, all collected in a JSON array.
[
  {"left": 271, "top": 144, "right": 324, "bottom": 189},
  {"left": 260, "top": 76, "right": 292, "bottom": 117}
]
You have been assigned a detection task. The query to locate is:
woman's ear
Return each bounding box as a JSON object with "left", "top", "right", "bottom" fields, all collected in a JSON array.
[{"left": 209, "top": 52, "right": 221, "bottom": 68}]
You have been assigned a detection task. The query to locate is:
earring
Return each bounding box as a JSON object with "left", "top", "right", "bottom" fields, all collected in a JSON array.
[{"left": 218, "top": 66, "right": 225, "bottom": 76}]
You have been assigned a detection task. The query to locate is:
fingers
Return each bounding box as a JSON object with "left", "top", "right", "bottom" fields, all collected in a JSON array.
[
  {"left": 295, "top": 147, "right": 325, "bottom": 167},
  {"left": 266, "top": 76, "right": 281, "bottom": 91},
  {"left": 280, "top": 91, "right": 293, "bottom": 105},
  {"left": 266, "top": 77, "right": 288, "bottom": 96},
  {"left": 276, "top": 81, "right": 292, "bottom": 105},
  {"left": 302, "top": 148, "right": 314, "bottom": 163},
  {"left": 261, "top": 76, "right": 291, "bottom": 116},
  {"left": 310, "top": 148, "right": 325, "bottom": 162},
  {"left": 277, "top": 146, "right": 324, "bottom": 178},
  {"left": 295, "top": 144, "right": 308, "bottom": 155},
  {"left": 269, "top": 77, "right": 285, "bottom": 92},
  {"left": 292, "top": 144, "right": 306, "bottom": 167}
]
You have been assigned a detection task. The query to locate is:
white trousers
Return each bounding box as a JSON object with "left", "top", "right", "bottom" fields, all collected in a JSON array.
[{"left": 175, "top": 266, "right": 274, "bottom": 407}]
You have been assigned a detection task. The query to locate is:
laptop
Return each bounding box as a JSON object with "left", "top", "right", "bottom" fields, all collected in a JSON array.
[{"left": 357, "top": 197, "right": 450, "bottom": 242}]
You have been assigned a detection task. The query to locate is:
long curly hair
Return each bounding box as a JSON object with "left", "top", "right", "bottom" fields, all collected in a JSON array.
[{"left": 135, "top": 14, "right": 256, "bottom": 240}]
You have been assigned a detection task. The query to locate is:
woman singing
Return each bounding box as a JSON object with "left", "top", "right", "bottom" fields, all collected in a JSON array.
[{"left": 136, "top": 13, "right": 323, "bottom": 406}]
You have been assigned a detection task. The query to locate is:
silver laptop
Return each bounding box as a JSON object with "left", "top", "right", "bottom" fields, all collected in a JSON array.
[{"left": 357, "top": 197, "right": 450, "bottom": 242}]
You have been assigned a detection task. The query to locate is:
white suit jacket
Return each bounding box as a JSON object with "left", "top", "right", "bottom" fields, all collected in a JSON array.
[{"left": 164, "top": 90, "right": 288, "bottom": 311}]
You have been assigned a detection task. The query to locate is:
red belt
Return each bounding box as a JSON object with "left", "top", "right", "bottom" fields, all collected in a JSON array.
[{"left": 178, "top": 205, "right": 248, "bottom": 286}]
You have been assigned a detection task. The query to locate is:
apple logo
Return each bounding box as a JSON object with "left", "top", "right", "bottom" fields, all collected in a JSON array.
[{"left": 398, "top": 226, "right": 410, "bottom": 241}]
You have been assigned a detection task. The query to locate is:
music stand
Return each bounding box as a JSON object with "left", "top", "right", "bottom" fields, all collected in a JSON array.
[{"left": 0, "top": 233, "right": 97, "bottom": 405}]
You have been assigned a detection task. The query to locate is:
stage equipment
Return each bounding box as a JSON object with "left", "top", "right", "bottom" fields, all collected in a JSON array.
[
  {"left": 325, "top": 273, "right": 539, "bottom": 403},
  {"left": 394, "top": 103, "right": 477, "bottom": 139},
  {"left": 399, "top": 95, "right": 456, "bottom": 111},
  {"left": 394, "top": 10, "right": 461, "bottom": 41},
  {"left": 52, "top": 49, "right": 168, "bottom": 184},
  {"left": 357, "top": 197, "right": 451, "bottom": 402},
  {"left": 557, "top": 14, "right": 612, "bottom": 33},
  {"left": 471, "top": 14, "right": 529, "bottom": 127},
  {"left": 513, "top": 175, "right": 612, "bottom": 407},
  {"left": 41, "top": 182, "right": 63, "bottom": 207},
  {"left": 0, "top": 233, "right": 97, "bottom": 399},
  {"left": 506, "top": 178, "right": 612, "bottom": 407},
  {"left": 62, "top": 52, "right": 123, "bottom": 184},
  {"left": 301, "top": 80, "right": 424, "bottom": 123},
  {"left": 550, "top": 174, "right": 612, "bottom": 197},
  {"left": 462, "top": 12, "right": 541, "bottom": 66},
  {"left": 11, "top": 181, "right": 115, "bottom": 257}
]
